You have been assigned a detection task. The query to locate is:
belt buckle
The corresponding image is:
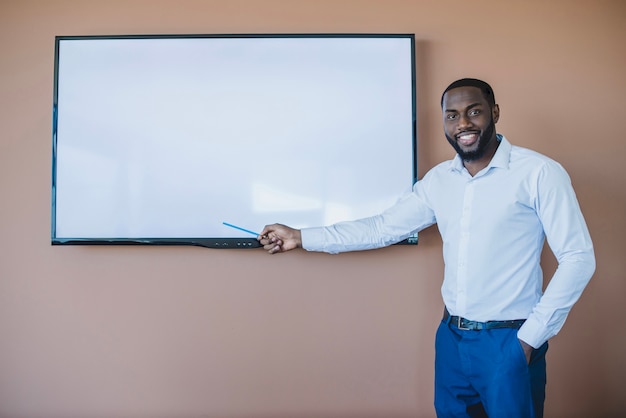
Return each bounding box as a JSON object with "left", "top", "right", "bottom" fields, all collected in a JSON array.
[{"left": 457, "top": 316, "right": 470, "bottom": 331}]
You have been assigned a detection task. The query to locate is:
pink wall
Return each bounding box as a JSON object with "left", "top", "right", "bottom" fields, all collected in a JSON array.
[{"left": 1, "top": 1, "right": 624, "bottom": 416}]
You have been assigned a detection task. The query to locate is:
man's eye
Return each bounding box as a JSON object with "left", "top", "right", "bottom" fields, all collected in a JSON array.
[
  {"left": 469, "top": 109, "right": 481, "bottom": 116},
  {"left": 446, "top": 114, "right": 457, "bottom": 120}
]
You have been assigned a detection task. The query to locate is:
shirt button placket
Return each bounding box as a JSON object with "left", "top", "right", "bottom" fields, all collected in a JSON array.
[{"left": 457, "top": 180, "right": 474, "bottom": 313}]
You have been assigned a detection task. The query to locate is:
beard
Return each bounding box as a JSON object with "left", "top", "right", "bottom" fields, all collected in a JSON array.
[{"left": 446, "top": 117, "right": 496, "bottom": 162}]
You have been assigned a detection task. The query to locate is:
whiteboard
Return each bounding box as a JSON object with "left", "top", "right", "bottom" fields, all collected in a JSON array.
[{"left": 52, "top": 35, "right": 417, "bottom": 248}]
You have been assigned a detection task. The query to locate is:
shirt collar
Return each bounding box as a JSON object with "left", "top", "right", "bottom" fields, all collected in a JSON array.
[{"left": 449, "top": 134, "right": 511, "bottom": 173}]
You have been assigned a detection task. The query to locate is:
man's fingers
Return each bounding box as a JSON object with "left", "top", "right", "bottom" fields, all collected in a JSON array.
[{"left": 268, "top": 244, "right": 282, "bottom": 254}]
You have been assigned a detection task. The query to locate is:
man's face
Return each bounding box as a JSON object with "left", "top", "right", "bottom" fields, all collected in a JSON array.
[{"left": 442, "top": 86, "right": 499, "bottom": 161}]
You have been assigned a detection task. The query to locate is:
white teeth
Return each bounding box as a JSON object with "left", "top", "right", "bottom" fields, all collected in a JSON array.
[
  {"left": 458, "top": 132, "right": 476, "bottom": 138},
  {"left": 457, "top": 133, "right": 477, "bottom": 146}
]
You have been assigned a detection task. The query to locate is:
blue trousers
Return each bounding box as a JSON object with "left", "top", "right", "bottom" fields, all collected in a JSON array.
[{"left": 434, "top": 320, "right": 548, "bottom": 418}]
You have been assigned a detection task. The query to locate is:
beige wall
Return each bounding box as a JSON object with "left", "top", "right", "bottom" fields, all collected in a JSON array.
[{"left": 1, "top": 0, "right": 624, "bottom": 417}]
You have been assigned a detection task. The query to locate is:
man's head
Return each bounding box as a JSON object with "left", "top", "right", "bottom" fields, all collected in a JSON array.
[{"left": 441, "top": 78, "right": 500, "bottom": 162}]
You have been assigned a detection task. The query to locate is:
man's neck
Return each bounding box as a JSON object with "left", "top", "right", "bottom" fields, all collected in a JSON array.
[{"left": 463, "top": 137, "right": 500, "bottom": 177}]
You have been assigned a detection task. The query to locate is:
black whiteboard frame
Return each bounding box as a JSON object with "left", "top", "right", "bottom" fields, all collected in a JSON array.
[{"left": 51, "top": 33, "right": 418, "bottom": 249}]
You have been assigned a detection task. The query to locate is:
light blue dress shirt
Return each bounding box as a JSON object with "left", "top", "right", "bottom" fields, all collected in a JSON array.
[{"left": 301, "top": 135, "right": 595, "bottom": 348}]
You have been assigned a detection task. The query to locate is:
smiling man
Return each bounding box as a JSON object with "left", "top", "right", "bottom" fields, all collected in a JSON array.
[
  {"left": 258, "top": 78, "right": 595, "bottom": 418},
  {"left": 442, "top": 78, "right": 500, "bottom": 176}
]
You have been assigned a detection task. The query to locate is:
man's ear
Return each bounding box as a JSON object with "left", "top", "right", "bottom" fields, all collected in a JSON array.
[{"left": 492, "top": 104, "right": 500, "bottom": 123}]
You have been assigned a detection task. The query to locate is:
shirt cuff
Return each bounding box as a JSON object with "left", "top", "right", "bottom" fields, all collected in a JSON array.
[
  {"left": 300, "top": 227, "right": 326, "bottom": 252},
  {"left": 517, "top": 315, "right": 551, "bottom": 349}
]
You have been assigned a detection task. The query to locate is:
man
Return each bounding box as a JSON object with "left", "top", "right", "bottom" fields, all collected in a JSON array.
[{"left": 257, "top": 78, "right": 595, "bottom": 417}]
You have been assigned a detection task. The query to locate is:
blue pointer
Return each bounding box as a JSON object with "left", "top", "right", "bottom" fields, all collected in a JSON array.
[{"left": 222, "top": 222, "right": 260, "bottom": 236}]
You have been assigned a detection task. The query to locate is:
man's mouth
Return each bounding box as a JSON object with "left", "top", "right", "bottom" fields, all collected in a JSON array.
[{"left": 456, "top": 131, "right": 479, "bottom": 147}]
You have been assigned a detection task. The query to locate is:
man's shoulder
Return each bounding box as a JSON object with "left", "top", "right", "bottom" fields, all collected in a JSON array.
[
  {"left": 422, "top": 157, "right": 457, "bottom": 179},
  {"left": 509, "top": 143, "right": 564, "bottom": 171},
  {"left": 506, "top": 142, "right": 572, "bottom": 187},
  {"left": 510, "top": 143, "right": 551, "bottom": 160}
]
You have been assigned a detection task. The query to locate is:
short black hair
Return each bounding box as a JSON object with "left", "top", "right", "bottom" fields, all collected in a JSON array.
[{"left": 441, "top": 78, "right": 496, "bottom": 108}]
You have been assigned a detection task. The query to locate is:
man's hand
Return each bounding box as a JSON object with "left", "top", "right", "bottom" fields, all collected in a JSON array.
[
  {"left": 257, "top": 223, "right": 302, "bottom": 254},
  {"left": 519, "top": 339, "right": 533, "bottom": 364}
]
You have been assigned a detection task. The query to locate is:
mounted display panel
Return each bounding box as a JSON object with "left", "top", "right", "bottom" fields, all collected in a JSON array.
[{"left": 52, "top": 34, "right": 417, "bottom": 248}]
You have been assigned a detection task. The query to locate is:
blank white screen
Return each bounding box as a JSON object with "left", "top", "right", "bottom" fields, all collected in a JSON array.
[{"left": 53, "top": 35, "right": 415, "bottom": 240}]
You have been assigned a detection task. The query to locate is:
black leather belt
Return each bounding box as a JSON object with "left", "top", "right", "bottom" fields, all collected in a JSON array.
[{"left": 443, "top": 308, "right": 525, "bottom": 331}]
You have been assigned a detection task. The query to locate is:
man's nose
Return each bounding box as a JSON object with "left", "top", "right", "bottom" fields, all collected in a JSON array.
[{"left": 457, "top": 114, "right": 473, "bottom": 129}]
